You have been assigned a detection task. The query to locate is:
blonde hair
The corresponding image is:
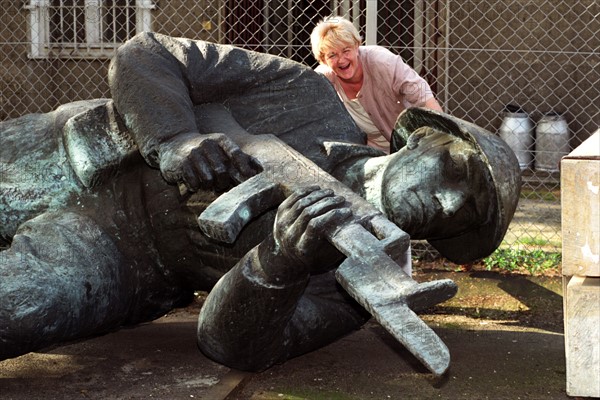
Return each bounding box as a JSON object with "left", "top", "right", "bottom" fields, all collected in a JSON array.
[{"left": 311, "top": 16, "right": 362, "bottom": 64}]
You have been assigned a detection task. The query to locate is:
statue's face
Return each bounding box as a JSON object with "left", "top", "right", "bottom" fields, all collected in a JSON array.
[{"left": 381, "top": 128, "right": 491, "bottom": 240}]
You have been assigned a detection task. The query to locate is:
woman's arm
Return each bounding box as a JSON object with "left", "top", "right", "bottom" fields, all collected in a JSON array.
[{"left": 420, "top": 96, "right": 444, "bottom": 112}]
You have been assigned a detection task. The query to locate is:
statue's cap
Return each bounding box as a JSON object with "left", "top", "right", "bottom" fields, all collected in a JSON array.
[{"left": 392, "top": 107, "right": 522, "bottom": 264}]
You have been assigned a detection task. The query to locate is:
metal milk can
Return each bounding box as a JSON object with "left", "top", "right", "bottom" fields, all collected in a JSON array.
[
  {"left": 535, "top": 112, "right": 570, "bottom": 172},
  {"left": 499, "top": 104, "right": 534, "bottom": 171}
]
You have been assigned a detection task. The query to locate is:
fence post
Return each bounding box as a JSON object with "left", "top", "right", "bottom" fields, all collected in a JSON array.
[{"left": 365, "top": 0, "right": 377, "bottom": 45}]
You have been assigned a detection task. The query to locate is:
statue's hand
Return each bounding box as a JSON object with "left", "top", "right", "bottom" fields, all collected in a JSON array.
[
  {"left": 273, "top": 186, "right": 352, "bottom": 274},
  {"left": 159, "top": 132, "right": 260, "bottom": 192}
]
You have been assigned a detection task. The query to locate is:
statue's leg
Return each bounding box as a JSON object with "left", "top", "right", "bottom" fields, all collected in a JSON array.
[{"left": 0, "top": 210, "right": 185, "bottom": 360}]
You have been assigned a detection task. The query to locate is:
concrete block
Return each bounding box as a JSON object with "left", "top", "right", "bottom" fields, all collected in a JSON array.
[
  {"left": 561, "top": 131, "right": 600, "bottom": 277},
  {"left": 564, "top": 275, "right": 600, "bottom": 397}
]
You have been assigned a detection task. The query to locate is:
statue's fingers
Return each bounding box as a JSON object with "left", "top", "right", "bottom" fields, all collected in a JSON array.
[
  {"left": 283, "top": 193, "right": 345, "bottom": 246},
  {"left": 278, "top": 186, "right": 320, "bottom": 215},
  {"left": 230, "top": 150, "right": 262, "bottom": 183},
  {"left": 291, "top": 188, "right": 335, "bottom": 215},
  {"left": 215, "top": 137, "right": 252, "bottom": 172},
  {"left": 199, "top": 145, "right": 230, "bottom": 191},
  {"left": 275, "top": 186, "right": 321, "bottom": 235},
  {"left": 181, "top": 161, "right": 201, "bottom": 192},
  {"left": 216, "top": 134, "right": 242, "bottom": 157},
  {"left": 184, "top": 151, "right": 213, "bottom": 191},
  {"left": 159, "top": 152, "right": 184, "bottom": 185},
  {"left": 210, "top": 135, "right": 260, "bottom": 184},
  {"left": 298, "top": 208, "right": 352, "bottom": 252},
  {"left": 310, "top": 208, "right": 353, "bottom": 235},
  {"left": 199, "top": 142, "right": 227, "bottom": 173},
  {"left": 297, "top": 195, "right": 348, "bottom": 231},
  {"left": 160, "top": 166, "right": 181, "bottom": 185},
  {"left": 280, "top": 188, "right": 333, "bottom": 227},
  {"left": 229, "top": 155, "right": 261, "bottom": 184}
]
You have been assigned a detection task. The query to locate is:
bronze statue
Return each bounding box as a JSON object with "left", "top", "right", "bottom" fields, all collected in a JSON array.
[{"left": 0, "top": 33, "right": 520, "bottom": 375}]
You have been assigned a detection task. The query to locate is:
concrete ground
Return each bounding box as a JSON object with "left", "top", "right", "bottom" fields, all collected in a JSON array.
[{"left": 0, "top": 269, "right": 582, "bottom": 400}]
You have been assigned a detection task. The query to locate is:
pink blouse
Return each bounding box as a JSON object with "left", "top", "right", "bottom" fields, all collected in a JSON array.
[{"left": 316, "top": 45, "right": 435, "bottom": 141}]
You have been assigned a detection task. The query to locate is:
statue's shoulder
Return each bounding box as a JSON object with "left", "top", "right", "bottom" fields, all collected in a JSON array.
[{"left": 62, "top": 100, "right": 140, "bottom": 188}]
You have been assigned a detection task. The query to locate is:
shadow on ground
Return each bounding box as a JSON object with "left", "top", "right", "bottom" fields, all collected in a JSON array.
[{"left": 0, "top": 270, "right": 571, "bottom": 400}]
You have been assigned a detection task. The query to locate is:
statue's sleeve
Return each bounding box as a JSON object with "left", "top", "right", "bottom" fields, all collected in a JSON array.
[
  {"left": 109, "top": 32, "right": 198, "bottom": 166},
  {"left": 196, "top": 244, "right": 369, "bottom": 372},
  {"left": 109, "top": 32, "right": 364, "bottom": 168}
]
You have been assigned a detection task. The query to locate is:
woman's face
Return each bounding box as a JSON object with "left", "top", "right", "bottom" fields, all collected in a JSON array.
[
  {"left": 322, "top": 43, "right": 361, "bottom": 82},
  {"left": 381, "top": 128, "right": 491, "bottom": 239}
]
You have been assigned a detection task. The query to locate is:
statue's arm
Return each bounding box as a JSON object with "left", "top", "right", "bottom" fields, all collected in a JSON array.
[
  {"left": 196, "top": 241, "right": 309, "bottom": 371},
  {"left": 109, "top": 32, "right": 366, "bottom": 184},
  {"left": 109, "top": 32, "right": 197, "bottom": 163},
  {"left": 196, "top": 187, "right": 368, "bottom": 371},
  {"left": 108, "top": 32, "right": 259, "bottom": 191}
]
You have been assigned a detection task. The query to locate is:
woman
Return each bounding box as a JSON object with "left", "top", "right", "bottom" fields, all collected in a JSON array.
[{"left": 311, "top": 16, "right": 443, "bottom": 153}]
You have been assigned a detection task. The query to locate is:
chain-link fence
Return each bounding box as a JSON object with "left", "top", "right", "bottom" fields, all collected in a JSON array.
[{"left": 2, "top": 0, "right": 599, "bottom": 259}]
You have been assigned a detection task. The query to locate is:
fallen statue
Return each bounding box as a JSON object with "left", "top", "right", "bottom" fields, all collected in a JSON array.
[{"left": 0, "top": 33, "right": 521, "bottom": 376}]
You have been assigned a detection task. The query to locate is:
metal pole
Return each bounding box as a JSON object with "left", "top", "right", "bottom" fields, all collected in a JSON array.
[{"left": 365, "top": 0, "right": 377, "bottom": 45}]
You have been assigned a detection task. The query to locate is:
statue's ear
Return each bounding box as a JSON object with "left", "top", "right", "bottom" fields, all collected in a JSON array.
[
  {"left": 391, "top": 107, "right": 427, "bottom": 153},
  {"left": 392, "top": 107, "right": 472, "bottom": 154},
  {"left": 390, "top": 126, "right": 409, "bottom": 153}
]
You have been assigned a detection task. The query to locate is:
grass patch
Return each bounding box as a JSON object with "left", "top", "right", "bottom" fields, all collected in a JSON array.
[
  {"left": 482, "top": 248, "right": 561, "bottom": 276},
  {"left": 519, "top": 188, "right": 560, "bottom": 202},
  {"left": 516, "top": 237, "right": 553, "bottom": 247}
]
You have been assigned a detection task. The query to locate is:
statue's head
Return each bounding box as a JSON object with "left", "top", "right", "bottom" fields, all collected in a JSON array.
[{"left": 381, "top": 108, "right": 521, "bottom": 264}]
